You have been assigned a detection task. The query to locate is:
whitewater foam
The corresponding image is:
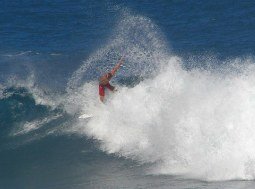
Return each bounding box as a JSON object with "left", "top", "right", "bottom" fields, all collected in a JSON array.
[
  {"left": 64, "top": 12, "right": 255, "bottom": 181},
  {"left": 68, "top": 56, "right": 255, "bottom": 181}
]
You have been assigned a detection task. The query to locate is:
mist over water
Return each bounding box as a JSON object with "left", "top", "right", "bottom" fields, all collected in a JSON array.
[{"left": 67, "top": 12, "right": 168, "bottom": 91}]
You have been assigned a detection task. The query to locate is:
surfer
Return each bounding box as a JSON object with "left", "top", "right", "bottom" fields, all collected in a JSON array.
[{"left": 99, "top": 56, "right": 125, "bottom": 102}]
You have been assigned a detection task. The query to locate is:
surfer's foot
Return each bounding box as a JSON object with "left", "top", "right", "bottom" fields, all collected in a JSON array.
[{"left": 100, "top": 96, "right": 104, "bottom": 102}]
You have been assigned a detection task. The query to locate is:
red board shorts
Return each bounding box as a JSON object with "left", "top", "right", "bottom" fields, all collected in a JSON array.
[{"left": 99, "top": 83, "right": 114, "bottom": 96}]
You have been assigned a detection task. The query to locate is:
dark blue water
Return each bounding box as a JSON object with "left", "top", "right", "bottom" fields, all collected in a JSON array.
[
  {"left": 2, "top": 0, "right": 255, "bottom": 55},
  {"left": 1, "top": 0, "right": 255, "bottom": 188}
]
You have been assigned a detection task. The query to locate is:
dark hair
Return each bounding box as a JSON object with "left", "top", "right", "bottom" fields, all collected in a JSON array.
[{"left": 106, "top": 72, "right": 113, "bottom": 79}]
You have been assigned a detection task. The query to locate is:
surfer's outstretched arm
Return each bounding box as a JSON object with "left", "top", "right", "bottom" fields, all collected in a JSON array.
[{"left": 111, "top": 56, "right": 125, "bottom": 76}]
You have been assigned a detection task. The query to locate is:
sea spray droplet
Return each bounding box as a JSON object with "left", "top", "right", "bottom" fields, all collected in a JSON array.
[{"left": 67, "top": 12, "right": 169, "bottom": 91}]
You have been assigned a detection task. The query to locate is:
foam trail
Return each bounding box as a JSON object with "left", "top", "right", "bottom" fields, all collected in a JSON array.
[
  {"left": 2, "top": 51, "right": 33, "bottom": 57},
  {"left": 65, "top": 12, "right": 255, "bottom": 181},
  {"left": 12, "top": 114, "right": 62, "bottom": 136}
]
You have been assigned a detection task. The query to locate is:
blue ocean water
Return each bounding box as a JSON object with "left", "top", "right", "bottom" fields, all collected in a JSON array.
[{"left": 1, "top": 0, "right": 255, "bottom": 188}]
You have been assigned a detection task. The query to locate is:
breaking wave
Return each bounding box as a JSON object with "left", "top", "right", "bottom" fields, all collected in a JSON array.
[
  {"left": 65, "top": 13, "right": 255, "bottom": 181},
  {"left": 2, "top": 11, "right": 255, "bottom": 182}
]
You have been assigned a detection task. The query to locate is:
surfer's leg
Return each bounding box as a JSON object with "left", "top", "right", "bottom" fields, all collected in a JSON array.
[
  {"left": 99, "top": 85, "right": 105, "bottom": 102},
  {"left": 100, "top": 96, "right": 104, "bottom": 102},
  {"left": 105, "top": 83, "right": 115, "bottom": 91}
]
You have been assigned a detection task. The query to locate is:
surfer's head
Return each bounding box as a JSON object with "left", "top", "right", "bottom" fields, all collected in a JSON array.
[{"left": 106, "top": 72, "right": 113, "bottom": 80}]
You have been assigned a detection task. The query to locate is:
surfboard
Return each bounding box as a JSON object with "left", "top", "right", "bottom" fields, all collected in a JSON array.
[{"left": 78, "top": 114, "right": 93, "bottom": 119}]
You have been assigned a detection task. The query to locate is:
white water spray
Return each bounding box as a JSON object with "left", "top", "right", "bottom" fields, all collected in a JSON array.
[{"left": 66, "top": 12, "right": 255, "bottom": 181}]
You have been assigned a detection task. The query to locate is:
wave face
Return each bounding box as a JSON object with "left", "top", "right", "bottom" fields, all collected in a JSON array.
[
  {"left": 65, "top": 13, "right": 255, "bottom": 181},
  {"left": 0, "top": 86, "right": 64, "bottom": 140}
]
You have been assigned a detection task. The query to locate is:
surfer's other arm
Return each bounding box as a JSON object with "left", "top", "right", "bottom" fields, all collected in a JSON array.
[{"left": 111, "top": 56, "right": 125, "bottom": 76}]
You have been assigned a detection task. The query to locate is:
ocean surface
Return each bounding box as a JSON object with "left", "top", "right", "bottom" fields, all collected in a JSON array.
[{"left": 1, "top": 0, "right": 255, "bottom": 188}]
